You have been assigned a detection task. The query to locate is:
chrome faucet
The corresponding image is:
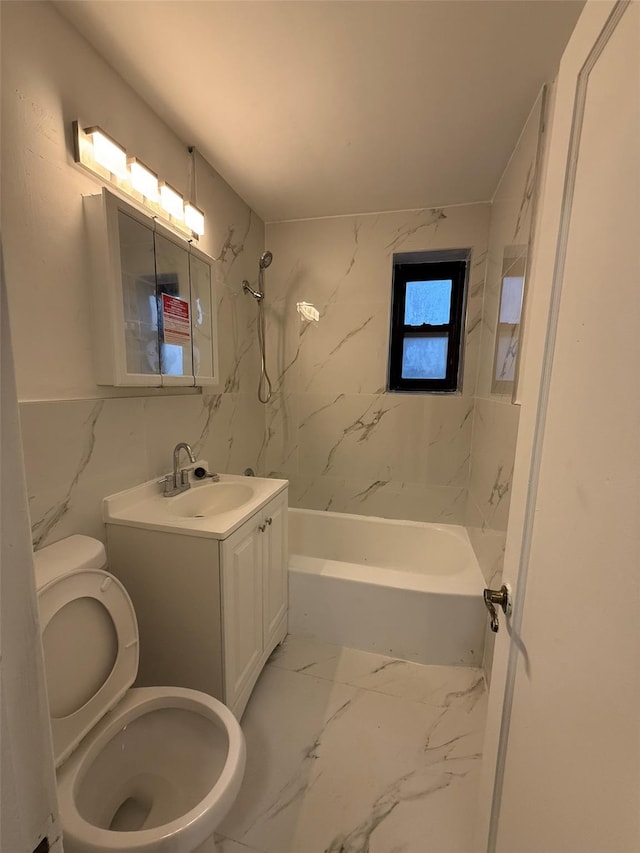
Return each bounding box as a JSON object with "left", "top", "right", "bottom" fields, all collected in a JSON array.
[{"left": 160, "top": 442, "right": 196, "bottom": 497}]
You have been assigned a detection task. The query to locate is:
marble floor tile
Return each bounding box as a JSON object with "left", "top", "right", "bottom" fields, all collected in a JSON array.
[
  {"left": 269, "top": 635, "right": 485, "bottom": 708},
  {"left": 220, "top": 635, "right": 487, "bottom": 853}
]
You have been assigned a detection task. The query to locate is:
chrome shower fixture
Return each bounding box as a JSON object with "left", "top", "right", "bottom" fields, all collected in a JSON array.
[
  {"left": 242, "top": 250, "right": 274, "bottom": 403},
  {"left": 242, "top": 281, "right": 264, "bottom": 300},
  {"left": 242, "top": 250, "right": 274, "bottom": 299},
  {"left": 242, "top": 251, "right": 272, "bottom": 300}
]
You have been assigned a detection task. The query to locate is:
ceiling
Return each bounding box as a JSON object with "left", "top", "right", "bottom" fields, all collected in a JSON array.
[{"left": 56, "top": 1, "right": 584, "bottom": 223}]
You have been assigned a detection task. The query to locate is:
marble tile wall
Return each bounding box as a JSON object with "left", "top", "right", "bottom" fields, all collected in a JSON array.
[
  {"left": 466, "top": 92, "right": 545, "bottom": 674},
  {"left": 21, "top": 389, "right": 266, "bottom": 549},
  {"left": 3, "top": 2, "right": 267, "bottom": 548},
  {"left": 263, "top": 205, "right": 491, "bottom": 523}
]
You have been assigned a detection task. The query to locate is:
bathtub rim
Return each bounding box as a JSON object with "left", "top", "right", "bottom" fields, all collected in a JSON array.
[
  {"left": 288, "top": 507, "right": 485, "bottom": 596},
  {"left": 289, "top": 506, "right": 473, "bottom": 545}
]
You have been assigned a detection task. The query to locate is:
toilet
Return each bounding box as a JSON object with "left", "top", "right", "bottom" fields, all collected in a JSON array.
[{"left": 34, "top": 534, "right": 246, "bottom": 853}]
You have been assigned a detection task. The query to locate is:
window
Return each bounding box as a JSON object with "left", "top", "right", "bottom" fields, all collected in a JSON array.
[{"left": 388, "top": 251, "right": 469, "bottom": 392}]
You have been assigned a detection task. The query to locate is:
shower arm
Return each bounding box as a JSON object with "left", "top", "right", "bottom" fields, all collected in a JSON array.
[{"left": 242, "top": 281, "right": 264, "bottom": 301}]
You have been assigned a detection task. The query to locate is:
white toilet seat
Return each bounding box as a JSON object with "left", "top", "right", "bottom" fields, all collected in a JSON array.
[
  {"left": 37, "top": 567, "right": 138, "bottom": 766},
  {"left": 57, "top": 686, "right": 246, "bottom": 853}
]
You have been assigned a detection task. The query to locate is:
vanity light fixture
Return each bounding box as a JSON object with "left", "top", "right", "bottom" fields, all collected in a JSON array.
[
  {"left": 184, "top": 202, "right": 205, "bottom": 236},
  {"left": 128, "top": 157, "right": 160, "bottom": 202},
  {"left": 84, "top": 126, "right": 128, "bottom": 178},
  {"left": 159, "top": 182, "right": 184, "bottom": 220},
  {"left": 72, "top": 121, "right": 205, "bottom": 240}
]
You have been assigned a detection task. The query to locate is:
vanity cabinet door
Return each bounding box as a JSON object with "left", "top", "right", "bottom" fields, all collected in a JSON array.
[
  {"left": 221, "top": 519, "right": 263, "bottom": 708},
  {"left": 262, "top": 492, "right": 289, "bottom": 648}
]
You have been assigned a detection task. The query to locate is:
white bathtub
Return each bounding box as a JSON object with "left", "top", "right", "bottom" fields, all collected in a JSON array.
[{"left": 288, "top": 508, "right": 486, "bottom": 666}]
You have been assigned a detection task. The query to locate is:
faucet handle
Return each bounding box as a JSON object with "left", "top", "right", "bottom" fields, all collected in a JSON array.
[
  {"left": 158, "top": 474, "right": 179, "bottom": 497},
  {"left": 180, "top": 469, "right": 190, "bottom": 486}
]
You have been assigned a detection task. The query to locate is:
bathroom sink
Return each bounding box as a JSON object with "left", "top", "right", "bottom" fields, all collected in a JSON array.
[
  {"left": 169, "top": 482, "right": 255, "bottom": 518},
  {"left": 102, "top": 463, "right": 288, "bottom": 540}
]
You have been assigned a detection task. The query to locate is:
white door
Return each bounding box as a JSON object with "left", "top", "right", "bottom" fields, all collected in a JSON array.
[{"left": 476, "top": 2, "right": 640, "bottom": 851}]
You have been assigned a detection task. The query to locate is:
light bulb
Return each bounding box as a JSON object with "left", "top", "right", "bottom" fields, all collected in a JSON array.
[
  {"left": 85, "top": 127, "right": 127, "bottom": 178},
  {"left": 129, "top": 158, "right": 159, "bottom": 201},
  {"left": 159, "top": 183, "right": 184, "bottom": 220},
  {"left": 184, "top": 202, "right": 205, "bottom": 236}
]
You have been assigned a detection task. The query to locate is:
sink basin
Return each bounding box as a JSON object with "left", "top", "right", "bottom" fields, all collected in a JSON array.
[
  {"left": 169, "top": 482, "right": 255, "bottom": 518},
  {"left": 103, "top": 463, "right": 288, "bottom": 540}
]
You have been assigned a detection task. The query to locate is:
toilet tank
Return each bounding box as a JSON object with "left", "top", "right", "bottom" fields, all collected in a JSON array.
[{"left": 34, "top": 535, "right": 108, "bottom": 588}]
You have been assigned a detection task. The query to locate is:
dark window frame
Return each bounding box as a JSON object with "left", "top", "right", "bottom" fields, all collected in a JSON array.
[{"left": 388, "top": 256, "right": 468, "bottom": 393}]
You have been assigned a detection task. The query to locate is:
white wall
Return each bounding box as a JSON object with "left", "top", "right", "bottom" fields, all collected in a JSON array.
[
  {"left": 1, "top": 1, "right": 268, "bottom": 548},
  {"left": 263, "top": 205, "right": 490, "bottom": 523}
]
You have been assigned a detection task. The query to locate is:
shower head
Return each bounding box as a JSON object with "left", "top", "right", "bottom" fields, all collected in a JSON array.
[
  {"left": 254, "top": 250, "right": 273, "bottom": 302},
  {"left": 259, "top": 250, "right": 273, "bottom": 270}
]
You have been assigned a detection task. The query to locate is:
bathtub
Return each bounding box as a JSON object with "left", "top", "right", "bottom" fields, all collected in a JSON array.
[{"left": 288, "top": 508, "right": 486, "bottom": 667}]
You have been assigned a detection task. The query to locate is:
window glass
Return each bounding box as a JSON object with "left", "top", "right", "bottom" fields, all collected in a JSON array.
[
  {"left": 401, "top": 336, "right": 448, "bottom": 379},
  {"left": 404, "top": 279, "right": 452, "bottom": 325}
]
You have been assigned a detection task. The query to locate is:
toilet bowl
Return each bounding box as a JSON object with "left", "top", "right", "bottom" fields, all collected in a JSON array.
[{"left": 34, "top": 535, "right": 246, "bottom": 853}]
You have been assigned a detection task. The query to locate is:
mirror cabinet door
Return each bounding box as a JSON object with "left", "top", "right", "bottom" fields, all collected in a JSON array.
[
  {"left": 117, "top": 210, "right": 160, "bottom": 380},
  {"left": 154, "top": 231, "right": 194, "bottom": 383},
  {"left": 189, "top": 254, "right": 216, "bottom": 383}
]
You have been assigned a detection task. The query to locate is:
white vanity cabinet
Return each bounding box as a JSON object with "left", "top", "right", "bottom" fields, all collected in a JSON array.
[
  {"left": 84, "top": 187, "right": 219, "bottom": 387},
  {"left": 105, "top": 488, "right": 288, "bottom": 719}
]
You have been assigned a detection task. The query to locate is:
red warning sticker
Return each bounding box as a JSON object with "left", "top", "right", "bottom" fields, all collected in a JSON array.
[{"left": 161, "top": 294, "right": 191, "bottom": 346}]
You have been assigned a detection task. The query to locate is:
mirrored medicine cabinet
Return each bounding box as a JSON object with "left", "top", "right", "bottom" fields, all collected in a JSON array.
[{"left": 85, "top": 188, "right": 219, "bottom": 387}]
